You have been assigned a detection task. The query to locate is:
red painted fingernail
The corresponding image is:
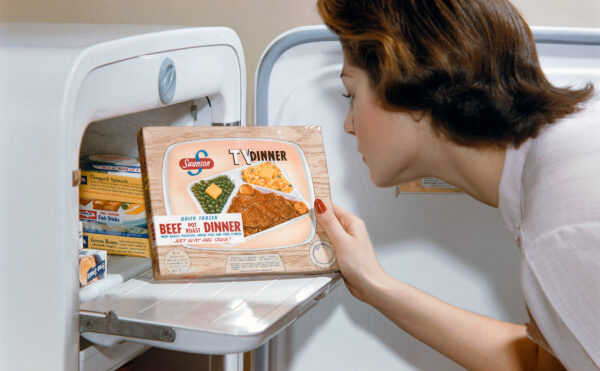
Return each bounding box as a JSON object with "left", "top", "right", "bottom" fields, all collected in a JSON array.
[{"left": 314, "top": 199, "right": 327, "bottom": 214}]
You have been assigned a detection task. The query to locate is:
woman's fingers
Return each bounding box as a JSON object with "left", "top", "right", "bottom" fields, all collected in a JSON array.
[
  {"left": 314, "top": 199, "right": 350, "bottom": 245},
  {"left": 313, "top": 198, "right": 388, "bottom": 303},
  {"left": 331, "top": 203, "right": 365, "bottom": 237},
  {"left": 314, "top": 199, "right": 362, "bottom": 239}
]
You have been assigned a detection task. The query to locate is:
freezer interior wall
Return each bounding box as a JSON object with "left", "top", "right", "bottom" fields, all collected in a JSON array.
[
  {"left": 80, "top": 99, "right": 211, "bottom": 158},
  {"left": 265, "top": 37, "right": 600, "bottom": 371}
]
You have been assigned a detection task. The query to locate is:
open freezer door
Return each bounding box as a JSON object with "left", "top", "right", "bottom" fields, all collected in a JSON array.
[
  {"left": 80, "top": 267, "right": 338, "bottom": 354},
  {"left": 254, "top": 25, "right": 600, "bottom": 370}
]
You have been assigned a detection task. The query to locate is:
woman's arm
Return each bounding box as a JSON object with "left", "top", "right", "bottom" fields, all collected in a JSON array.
[{"left": 314, "top": 200, "right": 565, "bottom": 371}]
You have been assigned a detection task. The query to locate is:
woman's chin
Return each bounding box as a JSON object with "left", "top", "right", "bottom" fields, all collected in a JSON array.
[
  {"left": 369, "top": 173, "right": 397, "bottom": 188},
  {"left": 370, "top": 169, "right": 420, "bottom": 188}
]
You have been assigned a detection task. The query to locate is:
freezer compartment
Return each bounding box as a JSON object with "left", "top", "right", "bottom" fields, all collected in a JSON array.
[
  {"left": 71, "top": 26, "right": 250, "bottom": 363},
  {"left": 1, "top": 23, "right": 259, "bottom": 371},
  {"left": 73, "top": 25, "right": 340, "bottom": 360},
  {"left": 76, "top": 84, "right": 225, "bottom": 360}
]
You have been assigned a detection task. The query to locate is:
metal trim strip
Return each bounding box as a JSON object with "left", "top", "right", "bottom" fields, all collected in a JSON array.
[
  {"left": 533, "top": 26, "right": 600, "bottom": 45},
  {"left": 255, "top": 26, "right": 338, "bottom": 125}
]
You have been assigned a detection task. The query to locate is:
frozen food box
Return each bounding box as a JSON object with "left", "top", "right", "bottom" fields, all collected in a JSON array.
[
  {"left": 79, "top": 155, "right": 151, "bottom": 257},
  {"left": 81, "top": 221, "right": 150, "bottom": 258},
  {"left": 79, "top": 155, "right": 145, "bottom": 205},
  {"left": 137, "top": 126, "right": 338, "bottom": 280},
  {"left": 79, "top": 198, "right": 146, "bottom": 227},
  {"left": 79, "top": 249, "right": 107, "bottom": 287}
]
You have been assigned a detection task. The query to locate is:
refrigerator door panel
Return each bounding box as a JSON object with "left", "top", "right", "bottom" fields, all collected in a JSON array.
[
  {"left": 535, "top": 27, "right": 600, "bottom": 96},
  {"left": 256, "top": 25, "right": 600, "bottom": 370}
]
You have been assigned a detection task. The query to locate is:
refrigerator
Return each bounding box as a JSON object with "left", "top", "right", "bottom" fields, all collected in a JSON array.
[{"left": 1, "top": 22, "right": 599, "bottom": 371}]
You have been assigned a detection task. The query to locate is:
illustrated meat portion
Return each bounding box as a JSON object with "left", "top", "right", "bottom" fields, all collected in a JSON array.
[{"left": 228, "top": 184, "right": 308, "bottom": 237}]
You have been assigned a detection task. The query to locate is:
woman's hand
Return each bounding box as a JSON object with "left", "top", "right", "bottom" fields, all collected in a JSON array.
[{"left": 314, "top": 199, "right": 391, "bottom": 302}]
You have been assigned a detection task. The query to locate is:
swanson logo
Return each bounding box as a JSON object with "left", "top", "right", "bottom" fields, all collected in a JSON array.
[{"left": 179, "top": 150, "right": 214, "bottom": 176}]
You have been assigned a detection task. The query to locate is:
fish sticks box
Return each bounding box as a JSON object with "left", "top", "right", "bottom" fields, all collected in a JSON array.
[
  {"left": 137, "top": 126, "right": 337, "bottom": 280},
  {"left": 79, "top": 155, "right": 151, "bottom": 257}
]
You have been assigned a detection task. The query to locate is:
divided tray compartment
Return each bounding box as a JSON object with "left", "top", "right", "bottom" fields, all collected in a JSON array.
[{"left": 185, "top": 160, "right": 313, "bottom": 245}]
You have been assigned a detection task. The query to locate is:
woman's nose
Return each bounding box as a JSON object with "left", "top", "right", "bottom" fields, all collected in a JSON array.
[{"left": 343, "top": 111, "right": 355, "bottom": 135}]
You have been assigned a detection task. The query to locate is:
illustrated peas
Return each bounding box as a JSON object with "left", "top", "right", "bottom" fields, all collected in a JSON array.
[{"left": 191, "top": 175, "right": 234, "bottom": 214}]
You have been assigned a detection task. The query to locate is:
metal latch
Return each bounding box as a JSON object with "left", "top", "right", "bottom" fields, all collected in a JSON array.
[
  {"left": 211, "top": 121, "right": 241, "bottom": 126},
  {"left": 80, "top": 310, "right": 176, "bottom": 343}
]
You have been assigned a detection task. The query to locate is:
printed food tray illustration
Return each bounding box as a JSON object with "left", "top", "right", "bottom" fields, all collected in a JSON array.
[
  {"left": 186, "top": 161, "right": 311, "bottom": 242},
  {"left": 162, "top": 138, "right": 316, "bottom": 251}
]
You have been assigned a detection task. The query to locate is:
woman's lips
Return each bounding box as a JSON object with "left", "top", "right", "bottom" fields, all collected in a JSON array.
[{"left": 357, "top": 149, "right": 365, "bottom": 163}]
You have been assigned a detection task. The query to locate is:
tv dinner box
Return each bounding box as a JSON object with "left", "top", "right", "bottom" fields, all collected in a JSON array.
[{"left": 137, "top": 126, "right": 338, "bottom": 280}]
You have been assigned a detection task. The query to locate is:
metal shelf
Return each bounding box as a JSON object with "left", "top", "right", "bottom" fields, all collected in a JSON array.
[{"left": 79, "top": 255, "right": 340, "bottom": 355}]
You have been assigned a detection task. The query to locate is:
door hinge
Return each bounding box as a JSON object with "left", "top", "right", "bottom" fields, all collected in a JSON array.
[{"left": 80, "top": 310, "right": 176, "bottom": 343}]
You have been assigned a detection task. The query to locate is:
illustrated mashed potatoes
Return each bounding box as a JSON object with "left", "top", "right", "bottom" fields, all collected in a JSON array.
[
  {"left": 241, "top": 162, "right": 293, "bottom": 193},
  {"left": 227, "top": 184, "right": 308, "bottom": 237}
]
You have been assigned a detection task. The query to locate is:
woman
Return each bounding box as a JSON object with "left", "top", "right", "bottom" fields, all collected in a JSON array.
[{"left": 313, "top": 0, "right": 600, "bottom": 370}]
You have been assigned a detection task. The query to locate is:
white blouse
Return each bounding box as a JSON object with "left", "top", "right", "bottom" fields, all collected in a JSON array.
[{"left": 498, "top": 99, "right": 600, "bottom": 370}]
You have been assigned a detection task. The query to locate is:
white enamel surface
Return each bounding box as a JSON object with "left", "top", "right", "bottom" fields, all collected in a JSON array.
[
  {"left": 80, "top": 272, "right": 337, "bottom": 353},
  {"left": 79, "top": 256, "right": 151, "bottom": 304},
  {"left": 0, "top": 23, "right": 245, "bottom": 370},
  {"left": 261, "top": 26, "right": 600, "bottom": 370},
  {"left": 81, "top": 100, "right": 213, "bottom": 158}
]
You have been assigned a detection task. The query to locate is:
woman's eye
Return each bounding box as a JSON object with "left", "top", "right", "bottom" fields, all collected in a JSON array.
[{"left": 342, "top": 93, "right": 354, "bottom": 106}]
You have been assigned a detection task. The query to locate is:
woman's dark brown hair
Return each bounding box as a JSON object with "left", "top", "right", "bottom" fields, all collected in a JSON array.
[{"left": 318, "top": 0, "right": 594, "bottom": 147}]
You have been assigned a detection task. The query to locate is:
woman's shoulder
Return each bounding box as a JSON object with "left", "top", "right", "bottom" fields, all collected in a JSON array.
[
  {"left": 524, "top": 98, "right": 600, "bottom": 173},
  {"left": 531, "top": 98, "right": 600, "bottom": 153},
  {"left": 520, "top": 98, "right": 600, "bottom": 238}
]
